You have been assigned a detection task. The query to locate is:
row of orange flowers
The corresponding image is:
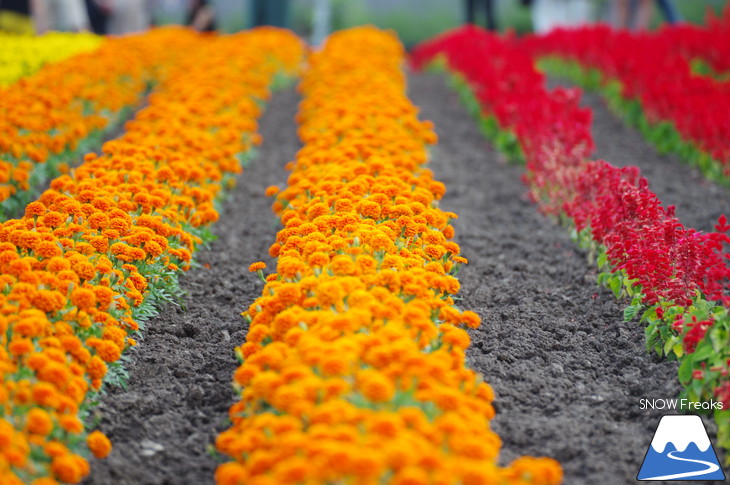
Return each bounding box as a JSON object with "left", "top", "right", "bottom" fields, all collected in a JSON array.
[
  {"left": 215, "top": 26, "right": 562, "bottom": 485},
  {"left": 0, "top": 29, "right": 181, "bottom": 219},
  {"left": 0, "top": 27, "right": 304, "bottom": 484}
]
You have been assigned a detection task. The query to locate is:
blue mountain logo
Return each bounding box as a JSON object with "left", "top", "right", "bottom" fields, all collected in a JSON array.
[{"left": 638, "top": 415, "right": 726, "bottom": 481}]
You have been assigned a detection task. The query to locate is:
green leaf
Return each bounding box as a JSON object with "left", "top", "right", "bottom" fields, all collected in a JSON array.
[
  {"left": 673, "top": 343, "right": 684, "bottom": 359},
  {"left": 663, "top": 336, "right": 677, "bottom": 357},
  {"left": 609, "top": 277, "right": 621, "bottom": 299},
  {"left": 678, "top": 358, "right": 693, "bottom": 384},
  {"left": 623, "top": 304, "right": 641, "bottom": 322}
]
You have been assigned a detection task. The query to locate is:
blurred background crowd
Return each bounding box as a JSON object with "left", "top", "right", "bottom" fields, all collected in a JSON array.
[{"left": 0, "top": 0, "right": 726, "bottom": 45}]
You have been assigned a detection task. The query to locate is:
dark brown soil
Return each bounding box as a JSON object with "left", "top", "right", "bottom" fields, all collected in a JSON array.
[
  {"left": 83, "top": 75, "right": 728, "bottom": 485},
  {"left": 84, "top": 88, "right": 300, "bottom": 485}
]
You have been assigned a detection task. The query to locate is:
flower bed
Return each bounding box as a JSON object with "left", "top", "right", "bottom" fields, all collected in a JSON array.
[
  {"left": 412, "top": 25, "right": 730, "bottom": 460},
  {"left": 0, "top": 27, "right": 304, "bottom": 484},
  {"left": 0, "top": 29, "right": 189, "bottom": 219},
  {"left": 519, "top": 15, "right": 730, "bottom": 185},
  {"left": 215, "top": 26, "right": 562, "bottom": 485},
  {"left": 0, "top": 32, "right": 102, "bottom": 87},
  {"left": 664, "top": 6, "right": 730, "bottom": 77}
]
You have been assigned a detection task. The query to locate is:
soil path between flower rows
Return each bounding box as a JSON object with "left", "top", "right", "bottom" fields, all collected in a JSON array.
[
  {"left": 84, "top": 76, "right": 723, "bottom": 485},
  {"left": 84, "top": 88, "right": 300, "bottom": 485},
  {"left": 550, "top": 78, "right": 730, "bottom": 233},
  {"left": 409, "top": 72, "right": 721, "bottom": 485}
]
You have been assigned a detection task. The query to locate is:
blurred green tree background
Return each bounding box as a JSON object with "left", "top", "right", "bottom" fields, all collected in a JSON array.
[{"left": 158, "top": 0, "right": 727, "bottom": 48}]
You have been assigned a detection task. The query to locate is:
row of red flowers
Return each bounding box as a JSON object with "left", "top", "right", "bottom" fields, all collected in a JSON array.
[
  {"left": 663, "top": 5, "right": 730, "bottom": 75},
  {"left": 411, "top": 25, "right": 730, "bottom": 458},
  {"left": 216, "top": 26, "right": 562, "bottom": 485},
  {"left": 0, "top": 27, "right": 304, "bottom": 484},
  {"left": 518, "top": 11, "right": 730, "bottom": 181}
]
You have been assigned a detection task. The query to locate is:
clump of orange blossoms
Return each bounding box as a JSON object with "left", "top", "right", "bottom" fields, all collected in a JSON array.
[
  {"left": 0, "top": 27, "right": 304, "bottom": 484},
  {"left": 0, "top": 28, "right": 193, "bottom": 218},
  {"left": 216, "top": 26, "right": 562, "bottom": 485}
]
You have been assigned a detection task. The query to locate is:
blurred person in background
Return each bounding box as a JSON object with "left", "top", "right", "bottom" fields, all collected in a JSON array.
[
  {"left": 311, "top": 0, "right": 331, "bottom": 46},
  {"left": 616, "top": 0, "right": 682, "bottom": 29},
  {"left": 525, "top": 0, "right": 593, "bottom": 33},
  {"left": 106, "top": 0, "right": 150, "bottom": 34},
  {"left": 47, "top": 0, "right": 90, "bottom": 31},
  {"left": 0, "top": 0, "right": 47, "bottom": 33},
  {"left": 465, "top": 0, "right": 497, "bottom": 31},
  {"left": 84, "top": 0, "right": 108, "bottom": 33},
  {"left": 656, "top": 0, "right": 682, "bottom": 24},
  {"left": 251, "top": 0, "right": 288, "bottom": 28},
  {"left": 615, "top": 0, "right": 651, "bottom": 29},
  {"left": 186, "top": 0, "right": 215, "bottom": 31}
]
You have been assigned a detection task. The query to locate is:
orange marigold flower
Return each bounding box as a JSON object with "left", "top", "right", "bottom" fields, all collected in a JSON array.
[
  {"left": 32, "top": 290, "right": 67, "bottom": 313},
  {"left": 264, "top": 185, "right": 280, "bottom": 197},
  {"left": 58, "top": 414, "right": 84, "bottom": 434},
  {"left": 424, "top": 244, "right": 446, "bottom": 260},
  {"left": 25, "top": 201, "right": 46, "bottom": 218},
  {"left": 40, "top": 211, "right": 65, "bottom": 228},
  {"left": 95, "top": 340, "right": 122, "bottom": 363},
  {"left": 357, "top": 369, "right": 395, "bottom": 403},
  {"left": 72, "top": 261, "right": 95, "bottom": 281},
  {"left": 215, "top": 462, "right": 248, "bottom": 485},
  {"left": 38, "top": 361, "right": 71, "bottom": 387},
  {"left": 70, "top": 288, "right": 96, "bottom": 311},
  {"left": 268, "top": 243, "right": 281, "bottom": 258},
  {"left": 87, "top": 213, "right": 109, "bottom": 230},
  {"left": 393, "top": 466, "right": 429, "bottom": 485},
  {"left": 92, "top": 286, "right": 114, "bottom": 309},
  {"left": 32, "top": 382, "right": 58, "bottom": 407},
  {"left": 33, "top": 241, "right": 63, "bottom": 258},
  {"left": 144, "top": 240, "right": 163, "bottom": 257},
  {"left": 51, "top": 454, "right": 88, "bottom": 483},
  {"left": 441, "top": 325, "right": 470, "bottom": 349},
  {"left": 86, "top": 430, "right": 112, "bottom": 459},
  {"left": 461, "top": 310, "right": 480, "bottom": 329},
  {"left": 248, "top": 262, "right": 266, "bottom": 272},
  {"left": 86, "top": 355, "right": 107, "bottom": 381},
  {"left": 8, "top": 338, "right": 34, "bottom": 356},
  {"left": 25, "top": 408, "right": 53, "bottom": 436},
  {"left": 307, "top": 251, "right": 329, "bottom": 267}
]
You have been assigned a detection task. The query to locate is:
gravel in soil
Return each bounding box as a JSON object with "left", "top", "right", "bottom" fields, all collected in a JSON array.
[
  {"left": 409, "top": 72, "right": 725, "bottom": 485},
  {"left": 84, "top": 88, "right": 300, "bottom": 485},
  {"left": 549, "top": 78, "right": 730, "bottom": 233}
]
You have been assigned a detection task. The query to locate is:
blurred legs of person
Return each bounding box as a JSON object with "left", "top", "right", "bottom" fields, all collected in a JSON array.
[
  {"left": 634, "top": 0, "right": 652, "bottom": 29},
  {"left": 311, "top": 0, "right": 331, "bottom": 46},
  {"left": 187, "top": 0, "right": 216, "bottom": 31},
  {"left": 656, "top": 0, "right": 682, "bottom": 23},
  {"left": 251, "top": 0, "right": 289, "bottom": 28},
  {"left": 616, "top": 0, "right": 652, "bottom": 30},
  {"left": 532, "top": 0, "right": 591, "bottom": 33},
  {"left": 107, "top": 0, "right": 149, "bottom": 35},
  {"left": 85, "top": 0, "right": 108, "bottom": 34},
  {"left": 465, "top": 0, "right": 497, "bottom": 31},
  {"left": 47, "top": 0, "right": 90, "bottom": 31}
]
